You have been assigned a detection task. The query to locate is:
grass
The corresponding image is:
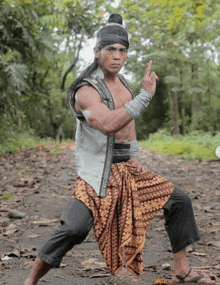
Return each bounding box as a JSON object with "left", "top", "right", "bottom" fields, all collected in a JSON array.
[
  {"left": 1, "top": 129, "right": 219, "bottom": 161},
  {"left": 0, "top": 132, "right": 42, "bottom": 156},
  {"left": 139, "top": 130, "right": 220, "bottom": 161},
  {"left": 0, "top": 130, "right": 75, "bottom": 157},
  {"left": 2, "top": 194, "right": 16, "bottom": 200},
  {"left": 0, "top": 131, "right": 57, "bottom": 156}
]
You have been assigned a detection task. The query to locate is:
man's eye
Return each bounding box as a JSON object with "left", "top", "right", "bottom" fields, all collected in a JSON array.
[{"left": 108, "top": 47, "right": 114, "bottom": 51}]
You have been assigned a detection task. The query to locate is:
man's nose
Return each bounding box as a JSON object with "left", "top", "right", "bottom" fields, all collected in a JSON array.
[{"left": 113, "top": 50, "right": 120, "bottom": 59}]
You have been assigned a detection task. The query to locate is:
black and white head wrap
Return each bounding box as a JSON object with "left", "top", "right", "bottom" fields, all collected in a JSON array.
[{"left": 96, "top": 14, "right": 129, "bottom": 50}]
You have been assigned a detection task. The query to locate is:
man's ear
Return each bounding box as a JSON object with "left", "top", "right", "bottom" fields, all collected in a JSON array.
[{"left": 94, "top": 47, "right": 100, "bottom": 58}]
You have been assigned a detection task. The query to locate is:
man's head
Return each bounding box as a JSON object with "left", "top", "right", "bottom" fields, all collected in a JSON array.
[
  {"left": 95, "top": 14, "right": 129, "bottom": 50},
  {"left": 67, "top": 14, "right": 129, "bottom": 100},
  {"left": 94, "top": 14, "right": 129, "bottom": 74}
]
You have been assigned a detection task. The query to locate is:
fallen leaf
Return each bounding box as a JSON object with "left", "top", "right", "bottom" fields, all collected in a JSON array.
[
  {"left": 1, "top": 256, "right": 13, "bottom": 261},
  {"left": 90, "top": 273, "right": 111, "bottom": 278},
  {"left": 6, "top": 249, "right": 20, "bottom": 258},
  {"left": 186, "top": 245, "right": 194, "bottom": 252},
  {"left": 32, "top": 219, "right": 59, "bottom": 226},
  {"left": 192, "top": 252, "right": 207, "bottom": 256},
  {"left": 144, "top": 265, "right": 157, "bottom": 272},
  {"left": 27, "top": 234, "right": 41, "bottom": 239},
  {"left": 0, "top": 209, "right": 9, "bottom": 212},
  {"left": 20, "top": 247, "right": 37, "bottom": 258},
  {"left": 3, "top": 224, "right": 18, "bottom": 236},
  {"left": 208, "top": 241, "right": 220, "bottom": 248},
  {"left": 152, "top": 278, "right": 169, "bottom": 285},
  {"left": 81, "top": 258, "right": 107, "bottom": 270},
  {"left": 20, "top": 252, "right": 37, "bottom": 258},
  {"left": 22, "top": 260, "right": 34, "bottom": 269},
  {"left": 210, "top": 222, "right": 220, "bottom": 226}
]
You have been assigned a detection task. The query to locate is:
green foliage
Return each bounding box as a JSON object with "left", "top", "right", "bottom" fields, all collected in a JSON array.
[
  {"left": 118, "top": 0, "right": 220, "bottom": 136},
  {"left": 0, "top": 122, "right": 41, "bottom": 155},
  {"left": 139, "top": 130, "right": 220, "bottom": 161},
  {"left": 49, "top": 148, "right": 61, "bottom": 155},
  {"left": 189, "top": 105, "right": 220, "bottom": 133},
  {"left": 0, "top": 0, "right": 113, "bottom": 143},
  {"left": 1, "top": 0, "right": 220, "bottom": 147}
]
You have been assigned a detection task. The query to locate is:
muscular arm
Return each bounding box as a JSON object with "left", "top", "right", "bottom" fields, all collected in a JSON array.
[
  {"left": 75, "top": 60, "right": 158, "bottom": 137},
  {"left": 75, "top": 85, "right": 133, "bottom": 136}
]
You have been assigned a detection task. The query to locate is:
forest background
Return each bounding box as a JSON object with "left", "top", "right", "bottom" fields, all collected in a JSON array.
[{"left": 0, "top": 0, "right": 220, "bottom": 160}]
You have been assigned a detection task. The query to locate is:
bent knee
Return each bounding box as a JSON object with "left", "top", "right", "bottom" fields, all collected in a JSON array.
[
  {"left": 174, "top": 187, "right": 192, "bottom": 208},
  {"left": 64, "top": 223, "right": 91, "bottom": 244}
]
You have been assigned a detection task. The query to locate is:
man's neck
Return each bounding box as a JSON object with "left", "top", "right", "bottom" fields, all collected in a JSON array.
[
  {"left": 103, "top": 71, "right": 118, "bottom": 84},
  {"left": 92, "top": 66, "right": 119, "bottom": 84}
]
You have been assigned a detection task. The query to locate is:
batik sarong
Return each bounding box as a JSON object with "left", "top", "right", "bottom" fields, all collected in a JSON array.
[{"left": 72, "top": 161, "right": 174, "bottom": 277}]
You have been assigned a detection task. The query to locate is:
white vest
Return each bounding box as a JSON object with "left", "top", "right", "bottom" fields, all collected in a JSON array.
[{"left": 69, "top": 68, "right": 133, "bottom": 196}]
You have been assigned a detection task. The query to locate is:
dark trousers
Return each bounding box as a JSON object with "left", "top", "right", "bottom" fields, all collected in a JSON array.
[{"left": 38, "top": 187, "right": 201, "bottom": 268}]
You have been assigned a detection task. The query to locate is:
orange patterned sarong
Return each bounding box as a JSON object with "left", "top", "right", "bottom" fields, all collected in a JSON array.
[{"left": 72, "top": 161, "right": 174, "bottom": 277}]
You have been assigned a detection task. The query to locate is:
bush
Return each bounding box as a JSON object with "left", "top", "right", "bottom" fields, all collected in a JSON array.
[
  {"left": 0, "top": 127, "right": 40, "bottom": 156},
  {"left": 139, "top": 130, "right": 220, "bottom": 161}
]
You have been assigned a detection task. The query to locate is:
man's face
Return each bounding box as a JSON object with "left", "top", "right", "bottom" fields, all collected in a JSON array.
[{"left": 95, "top": 43, "right": 128, "bottom": 75}]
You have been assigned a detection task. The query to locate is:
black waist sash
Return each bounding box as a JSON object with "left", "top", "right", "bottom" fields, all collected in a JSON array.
[{"left": 112, "top": 143, "right": 130, "bottom": 163}]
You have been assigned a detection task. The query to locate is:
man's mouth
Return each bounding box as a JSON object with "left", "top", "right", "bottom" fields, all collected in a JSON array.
[{"left": 112, "top": 64, "right": 120, "bottom": 67}]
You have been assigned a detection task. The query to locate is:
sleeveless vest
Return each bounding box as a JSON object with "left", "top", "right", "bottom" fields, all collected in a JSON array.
[{"left": 69, "top": 68, "right": 133, "bottom": 197}]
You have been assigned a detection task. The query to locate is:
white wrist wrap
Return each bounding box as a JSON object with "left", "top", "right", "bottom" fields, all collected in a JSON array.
[
  {"left": 129, "top": 140, "right": 141, "bottom": 160},
  {"left": 125, "top": 88, "right": 153, "bottom": 119}
]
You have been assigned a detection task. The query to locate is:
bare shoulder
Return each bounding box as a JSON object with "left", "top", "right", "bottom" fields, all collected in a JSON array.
[{"left": 75, "top": 85, "right": 101, "bottom": 111}]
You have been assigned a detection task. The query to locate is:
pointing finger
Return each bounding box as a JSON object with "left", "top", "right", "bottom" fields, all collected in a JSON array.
[{"left": 144, "top": 60, "right": 153, "bottom": 76}]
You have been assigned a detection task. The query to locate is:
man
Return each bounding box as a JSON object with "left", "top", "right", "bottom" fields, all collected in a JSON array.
[{"left": 24, "top": 14, "right": 216, "bottom": 284}]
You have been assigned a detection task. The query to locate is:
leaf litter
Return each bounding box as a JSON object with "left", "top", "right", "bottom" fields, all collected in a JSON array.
[{"left": 0, "top": 144, "right": 220, "bottom": 284}]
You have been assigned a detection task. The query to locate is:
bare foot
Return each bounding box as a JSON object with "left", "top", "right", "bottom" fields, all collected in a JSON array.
[{"left": 172, "top": 269, "right": 216, "bottom": 284}]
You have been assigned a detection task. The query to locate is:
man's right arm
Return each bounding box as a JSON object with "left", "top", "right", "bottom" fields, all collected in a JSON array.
[
  {"left": 75, "top": 85, "right": 133, "bottom": 136},
  {"left": 75, "top": 60, "right": 158, "bottom": 136}
]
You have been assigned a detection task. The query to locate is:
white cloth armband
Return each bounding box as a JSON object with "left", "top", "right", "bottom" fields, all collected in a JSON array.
[
  {"left": 125, "top": 88, "right": 153, "bottom": 119},
  {"left": 129, "top": 140, "right": 141, "bottom": 160}
]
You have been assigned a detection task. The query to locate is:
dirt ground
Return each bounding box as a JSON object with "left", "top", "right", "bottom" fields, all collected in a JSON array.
[{"left": 0, "top": 143, "right": 220, "bottom": 285}]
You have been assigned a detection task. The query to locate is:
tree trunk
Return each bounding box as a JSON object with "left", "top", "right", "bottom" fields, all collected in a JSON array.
[
  {"left": 56, "top": 126, "right": 64, "bottom": 142},
  {"left": 191, "top": 63, "right": 197, "bottom": 118},
  {"left": 179, "top": 65, "right": 186, "bottom": 135},
  {"left": 60, "top": 37, "right": 83, "bottom": 91},
  {"left": 181, "top": 107, "right": 186, "bottom": 135},
  {"left": 191, "top": 94, "right": 196, "bottom": 116},
  {"left": 46, "top": 95, "right": 57, "bottom": 138},
  {"left": 171, "top": 90, "right": 179, "bottom": 135}
]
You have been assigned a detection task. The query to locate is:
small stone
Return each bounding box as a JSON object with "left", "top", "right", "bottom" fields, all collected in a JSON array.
[
  {"left": 8, "top": 210, "right": 26, "bottom": 219},
  {"left": 161, "top": 263, "right": 171, "bottom": 270}
]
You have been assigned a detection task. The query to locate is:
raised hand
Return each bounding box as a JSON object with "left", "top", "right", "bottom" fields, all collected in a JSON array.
[{"left": 141, "top": 60, "right": 159, "bottom": 96}]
